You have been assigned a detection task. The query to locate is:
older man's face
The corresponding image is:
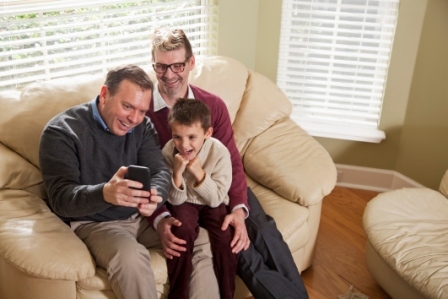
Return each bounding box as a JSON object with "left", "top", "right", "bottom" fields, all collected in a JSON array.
[{"left": 153, "top": 47, "right": 194, "bottom": 100}]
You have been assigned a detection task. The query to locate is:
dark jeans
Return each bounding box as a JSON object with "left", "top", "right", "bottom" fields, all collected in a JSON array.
[
  {"left": 237, "top": 188, "right": 309, "bottom": 299},
  {"left": 167, "top": 202, "right": 237, "bottom": 299}
]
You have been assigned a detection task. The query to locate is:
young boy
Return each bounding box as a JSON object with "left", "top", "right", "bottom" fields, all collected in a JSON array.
[{"left": 161, "top": 98, "right": 237, "bottom": 299}]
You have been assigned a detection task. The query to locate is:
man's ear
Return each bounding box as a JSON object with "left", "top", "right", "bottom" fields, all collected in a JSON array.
[
  {"left": 99, "top": 85, "right": 108, "bottom": 104},
  {"left": 205, "top": 127, "right": 213, "bottom": 139},
  {"left": 188, "top": 55, "right": 196, "bottom": 70}
]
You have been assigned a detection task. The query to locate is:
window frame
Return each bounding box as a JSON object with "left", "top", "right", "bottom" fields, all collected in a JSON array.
[{"left": 276, "top": 0, "right": 401, "bottom": 143}]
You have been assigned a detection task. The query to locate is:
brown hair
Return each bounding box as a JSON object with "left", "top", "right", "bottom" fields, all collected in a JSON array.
[
  {"left": 104, "top": 64, "right": 153, "bottom": 96},
  {"left": 168, "top": 98, "right": 211, "bottom": 131},
  {"left": 151, "top": 27, "right": 193, "bottom": 61}
]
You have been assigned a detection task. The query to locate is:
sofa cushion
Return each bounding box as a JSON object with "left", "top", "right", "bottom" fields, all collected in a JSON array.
[
  {"left": 0, "top": 189, "right": 95, "bottom": 281},
  {"left": 233, "top": 70, "right": 292, "bottom": 152},
  {"left": 0, "top": 143, "right": 43, "bottom": 193},
  {"left": 244, "top": 118, "right": 336, "bottom": 206},
  {"left": 188, "top": 56, "right": 248, "bottom": 124},
  {"left": 247, "top": 176, "right": 310, "bottom": 250},
  {"left": 364, "top": 188, "right": 448, "bottom": 299},
  {"left": 0, "top": 74, "right": 104, "bottom": 168}
]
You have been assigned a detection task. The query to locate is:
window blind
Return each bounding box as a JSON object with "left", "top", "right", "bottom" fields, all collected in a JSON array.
[
  {"left": 277, "top": 0, "right": 399, "bottom": 143},
  {"left": 0, "top": 0, "right": 218, "bottom": 91}
]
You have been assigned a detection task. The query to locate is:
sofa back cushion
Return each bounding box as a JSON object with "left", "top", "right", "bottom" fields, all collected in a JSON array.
[
  {"left": 232, "top": 70, "right": 292, "bottom": 152},
  {"left": 0, "top": 74, "right": 104, "bottom": 168},
  {"left": 188, "top": 55, "right": 248, "bottom": 124},
  {"left": 0, "top": 55, "right": 291, "bottom": 171}
]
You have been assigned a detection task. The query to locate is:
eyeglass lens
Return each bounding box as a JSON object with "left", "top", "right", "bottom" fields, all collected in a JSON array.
[{"left": 153, "top": 63, "right": 185, "bottom": 74}]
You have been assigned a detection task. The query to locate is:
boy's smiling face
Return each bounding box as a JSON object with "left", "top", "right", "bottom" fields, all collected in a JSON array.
[{"left": 171, "top": 120, "right": 212, "bottom": 161}]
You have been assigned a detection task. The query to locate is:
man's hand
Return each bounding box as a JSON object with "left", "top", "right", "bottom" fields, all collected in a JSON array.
[
  {"left": 103, "top": 166, "right": 150, "bottom": 207},
  {"left": 138, "top": 188, "right": 162, "bottom": 216},
  {"left": 221, "top": 208, "right": 250, "bottom": 254},
  {"left": 157, "top": 216, "right": 187, "bottom": 259}
]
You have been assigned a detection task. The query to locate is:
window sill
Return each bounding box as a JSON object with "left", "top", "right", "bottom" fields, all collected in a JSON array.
[{"left": 293, "top": 120, "right": 386, "bottom": 143}]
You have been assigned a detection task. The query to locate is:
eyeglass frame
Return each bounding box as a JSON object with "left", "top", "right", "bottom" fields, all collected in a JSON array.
[{"left": 152, "top": 57, "right": 191, "bottom": 74}]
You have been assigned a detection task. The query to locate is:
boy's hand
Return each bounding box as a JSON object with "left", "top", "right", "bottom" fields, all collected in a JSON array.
[
  {"left": 173, "top": 153, "right": 189, "bottom": 188},
  {"left": 186, "top": 157, "right": 205, "bottom": 184},
  {"left": 173, "top": 153, "right": 189, "bottom": 176}
]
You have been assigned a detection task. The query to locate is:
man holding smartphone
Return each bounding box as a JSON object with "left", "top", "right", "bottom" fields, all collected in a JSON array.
[{"left": 39, "top": 64, "right": 171, "bottom": 299}]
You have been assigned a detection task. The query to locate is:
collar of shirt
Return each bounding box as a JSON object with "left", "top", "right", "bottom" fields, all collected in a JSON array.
[
  {"left": 153, "top": 82, "right": 195, "bottom": 112},
  {"left": 90, "top": 97, "right": 134, "bottom": 134}
]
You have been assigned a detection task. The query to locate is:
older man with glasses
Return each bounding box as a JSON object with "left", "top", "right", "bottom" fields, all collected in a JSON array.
[{"left": 147, "top": 27, "right": 309, "bottom": 299}]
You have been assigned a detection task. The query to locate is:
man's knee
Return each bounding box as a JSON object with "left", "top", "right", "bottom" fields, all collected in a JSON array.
[{"left": 109, "top": 242, "right": 151, "bottom": 268}]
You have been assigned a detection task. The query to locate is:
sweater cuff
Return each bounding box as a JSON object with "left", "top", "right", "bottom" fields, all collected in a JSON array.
[
  {"left": 153, "top": 211, "right": 171, "bottom": 230},
  {"left": 232, "top": 204, "right": 249, "bottom": 219}
]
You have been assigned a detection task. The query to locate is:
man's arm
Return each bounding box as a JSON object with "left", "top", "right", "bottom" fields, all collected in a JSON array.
[
  {"left": 39, "top": 123, "right": 112, "bottom": 218},
  {"left": 193, "top": 87, "right": 250, "bottom": 252},
  {"left": 137, "top": 117, "right": 171, "bottom": 207},
  {"left": 190, "top": 86, "right": 249, "bottom": 210}
]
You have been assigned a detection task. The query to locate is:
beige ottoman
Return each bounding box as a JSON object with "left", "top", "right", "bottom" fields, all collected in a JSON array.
[{"left": 363, "top": 185, "right": 448, "bottom": 299}]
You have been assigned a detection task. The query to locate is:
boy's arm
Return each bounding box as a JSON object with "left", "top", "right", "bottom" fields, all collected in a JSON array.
[{"left": 193, "top": 142, "right": 232, "bottom": 208}]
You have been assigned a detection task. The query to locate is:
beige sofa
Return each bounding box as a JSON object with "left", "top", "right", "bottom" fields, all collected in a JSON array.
[
  {"left": 0, "top": 56, "right": 337, "bottom": 299},
  {"left": 363, "top": 169, "right": 448, "bottom": 299}
]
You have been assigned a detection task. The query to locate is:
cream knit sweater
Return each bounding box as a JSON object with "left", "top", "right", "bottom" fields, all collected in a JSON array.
[{"left": 162, "top": 137, "right": 232, "bottom": 207}]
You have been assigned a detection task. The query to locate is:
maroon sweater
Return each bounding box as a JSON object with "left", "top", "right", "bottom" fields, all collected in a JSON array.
[{"left": 147, "top": 85, "right": 249, "bottom": 225}]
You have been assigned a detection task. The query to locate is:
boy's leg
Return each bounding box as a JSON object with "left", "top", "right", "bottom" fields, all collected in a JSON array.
[
  {"left": 74, "top": 214, "right": 158, "bottom": 299},
  {"left": 200, "top": 204, "right": 238, "bottom": 299},
  {"left": 189, "top": 227, "right": 220, "bottom": 299},
  {"left": 238, "top": 188, "right": 309, "bottom": 299},
  {"left": 167, "top": 203, "right": 200, "bottom": 299}
]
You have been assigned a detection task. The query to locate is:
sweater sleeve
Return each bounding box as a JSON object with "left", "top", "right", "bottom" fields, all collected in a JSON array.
[
  {"left": 193, "top": 139, "right": 232, "bottom": 208},
  {"left": 162, "top": 141, "right": 188, "bottom": 206},
  {"left": 39, "top": 115, "right": 112, "bottom": 218},
  {"left": 138, "top": 117, "right": 171, "bottom": 209},
  {"left": 202, "top": 91, "right": 249, "bottom": 212}
]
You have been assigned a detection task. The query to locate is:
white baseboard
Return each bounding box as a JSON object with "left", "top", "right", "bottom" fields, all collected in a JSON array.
[{"left": 335, "top": 164, "right": 424, "bottom": 192}]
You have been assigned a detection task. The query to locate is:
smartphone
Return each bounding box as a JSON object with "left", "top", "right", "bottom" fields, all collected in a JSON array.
[{"left": 126, "top": 165, "right": 151, "bottom": 191}]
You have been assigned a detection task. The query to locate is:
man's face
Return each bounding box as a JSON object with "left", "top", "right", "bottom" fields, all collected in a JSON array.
[
  {"left": 153, "top": 48, "right": 195, "bottom": 99},
  {"left": 171, "top": 120, "right": 212, "bottom": 161},
  {"left": 98, "top": 79, "right": 152, "bottom": 136}
]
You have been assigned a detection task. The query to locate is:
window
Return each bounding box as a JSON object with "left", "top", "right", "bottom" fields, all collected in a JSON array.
[
  {"left": 277, "top": 0, "right": 399, "bottom": 143},
  {"left": 0, "top": 0, "right": 218, "bottom": 91}
]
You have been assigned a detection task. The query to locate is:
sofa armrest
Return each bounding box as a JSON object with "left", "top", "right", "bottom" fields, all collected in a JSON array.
[
  {"left": 243, "top": 118, "right": 337, "bottom": 207},
  {"left": 0, "top": 189, "right": 95, "bottom": 281}
]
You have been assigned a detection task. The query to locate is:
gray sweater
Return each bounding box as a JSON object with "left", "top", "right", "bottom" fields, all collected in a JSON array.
[{"left": 39, "top": 98, "right": 171, "bottom": 223}]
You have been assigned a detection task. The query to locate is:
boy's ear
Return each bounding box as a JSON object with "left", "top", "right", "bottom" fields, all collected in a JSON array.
[{"left": 205, "top": 127, "right": 213, "bottom": 138}]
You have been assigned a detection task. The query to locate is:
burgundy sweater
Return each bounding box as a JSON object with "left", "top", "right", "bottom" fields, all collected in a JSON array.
[{"left": 147, "top": 85, "right": 249, "bottom": 225}]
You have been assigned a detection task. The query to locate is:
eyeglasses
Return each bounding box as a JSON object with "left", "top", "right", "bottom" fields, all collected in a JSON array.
[{"left": 152, "top": 57, "right": 190, "bottom": 74}]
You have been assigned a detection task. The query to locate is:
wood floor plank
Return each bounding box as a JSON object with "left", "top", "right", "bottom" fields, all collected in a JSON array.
[{"left": 301, "top": 186, "right": 391, "bottom": 298}]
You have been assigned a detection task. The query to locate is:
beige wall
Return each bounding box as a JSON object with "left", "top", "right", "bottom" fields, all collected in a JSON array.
[
  {"left": 218, "top": 0, "right": 447, "bottom": 189},
  {"left": 395, "top": 0, "right": 448, "bottom": 189}
]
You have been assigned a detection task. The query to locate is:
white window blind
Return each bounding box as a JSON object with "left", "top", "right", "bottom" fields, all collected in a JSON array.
[
  {"left": 0, "top": 0, "right": 218, "bottom": 91},
  {"left": 277, "top": 0, "right": 400, "bottom": 143}
]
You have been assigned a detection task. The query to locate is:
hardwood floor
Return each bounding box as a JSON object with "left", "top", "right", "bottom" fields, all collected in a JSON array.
[{"left": 301, "top": 186, "right": 391, "bottom": 299}]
